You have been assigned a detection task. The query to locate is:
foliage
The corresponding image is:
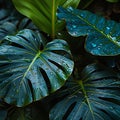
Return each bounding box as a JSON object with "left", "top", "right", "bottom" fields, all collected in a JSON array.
[
  {"left": 12, "top": 0, "right": 80, "bottom": 38},
  {"left": 0, "top": 0, "right": 120, "bottom": 120},
  {"left": 50, "top": 63, "right": 120, "bottom": 120},
  {"left": 58, "top": 6, "right": 120, "bottom": 56},
  {"left": 0, "top": 29, "right": 73, "bottom": 106}
]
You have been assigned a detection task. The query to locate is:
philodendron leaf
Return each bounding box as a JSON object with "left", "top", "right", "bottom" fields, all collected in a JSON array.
[
  {"left": 50, "top": 63, "right": 120, "bottom": 120},
  {"left": 0, "top": 29, "right": 74, "bottom": 107},
  {"left": 12, "top": 0, "right": 80, "bottom": 38},
  {"left": 58, "top": 7, "right": 120, "bottom": 56}
]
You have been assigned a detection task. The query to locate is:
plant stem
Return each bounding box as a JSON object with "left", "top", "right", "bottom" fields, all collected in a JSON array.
[
  {"left": 52, "top": 0, "right": 56, "bottom": 39},
  {"left": 79, "top": 80, "right": 94, "bottom": 119}
]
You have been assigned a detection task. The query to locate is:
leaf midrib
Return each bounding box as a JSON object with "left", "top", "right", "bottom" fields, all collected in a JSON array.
[
  {"left": 20, "top": 51, "right": 41, "bottom": 85},
  {"left": 72, "top": 11, "right": 120, "bottom": 47},
  {"left": 52, "top": 0, "right": 56, "bottom": 39},
  {"left": 79, "top": 80, "right": 95, "bottom": 119}
]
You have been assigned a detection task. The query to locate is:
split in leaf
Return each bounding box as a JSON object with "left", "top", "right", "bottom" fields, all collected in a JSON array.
[{"left": 0, "top": 29, "right": 74, "bottom": 107}]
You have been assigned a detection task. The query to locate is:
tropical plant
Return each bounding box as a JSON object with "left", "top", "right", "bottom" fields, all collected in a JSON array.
[{"left": 0, "top": 0, "right": 120, "bottom": 120}]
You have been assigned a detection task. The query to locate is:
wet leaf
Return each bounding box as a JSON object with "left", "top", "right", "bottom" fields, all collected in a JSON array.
[
  {"left": 0, "top": 22, "right": 16, "bottom": 40},
  {"left": 12, "top": 0, "right": 80, "bottom": 37},
  {"left": 0, "top": 29, "right": 74, "bottom": 107},
  {"left": 58, "top": 7, "right": 120, "bottom": 56},
  {"left": 50, "top": 63, "right": 120, "bottom": 120}
]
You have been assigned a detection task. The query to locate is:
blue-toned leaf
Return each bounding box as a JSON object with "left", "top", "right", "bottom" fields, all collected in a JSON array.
[
  {"left": 50, "top": 63, "right": 120, "bottom": 120},
  {"left": 58, "top": 7, "right": 120, "bottom": 56},
  {"left": 0, "top": 29, "right": 74, "bottom": 107},
  {"left": 0, "top": 22, "right": 16, "bottom": 41}
]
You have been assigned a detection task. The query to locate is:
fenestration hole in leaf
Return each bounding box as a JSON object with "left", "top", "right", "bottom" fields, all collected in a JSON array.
[
  {"left": 63, "top": 102, "right": 76, "bottom": 120},
  {"left": 39, "top": 68, "right": 51, "bottom": 92},
  {"left": 27, "top": 79, "right": 34, "bottom": 99},
  {"left": 18, "top": 35, "right": 31, "bottom": 43},
  {"left": 48, "top": 59, "right": 67, "bottom": 74},
  {"left": 52, "top": 50, "right": 72, "bottom": 59},
  {"left": 39, "top": 44, "right": 44, "bottom": 51}
]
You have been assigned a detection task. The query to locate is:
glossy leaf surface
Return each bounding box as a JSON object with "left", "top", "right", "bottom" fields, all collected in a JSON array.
[
  {"left": 0, "top": 22, "right": 16, "bottom": 41},
  {"left": 0, "top": 29, "right": 74, "bottom": 107},
  {"left": 50, "top": 63, "right": 120, "bottom": 120},
  {"left": 58, "top": 7, "right": 120, "bottom": 56},
  {"left": 12, "top": 0, "right": 80, "bottom": 37}
]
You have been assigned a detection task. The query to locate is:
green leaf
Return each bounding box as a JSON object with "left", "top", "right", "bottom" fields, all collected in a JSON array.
[
  {"left": 57, "top": 7, "right": 120, "bottom": 56},
  {"left": 50, "top": 63, "right": 120, "bottom": 120},
  {"left": 12, "top": 0, "right": 80, "bottom": 38},
  {"left": 0, "top": 22, "right": 16, "bottom": 41},
  {"left": 0, "top": 29, "right": 74, "bottom": 107}
]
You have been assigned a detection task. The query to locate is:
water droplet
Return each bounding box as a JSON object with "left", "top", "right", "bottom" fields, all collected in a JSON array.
[
  {"left": 91, "top": 43, "right": 97, "bottom": 47},
  {"left": 117, "top": 41, "right": 120, "bottom": 45},
  {"left": 111, "top": 37, "right": 116, "bottom": 40},
  {"left": 106, "top": 27, "right": 110, "bottom": 30},
  {"left": 72, "top": 25, "right": 77, "bottom": 29},
  {"left": 69, "top": 31, "right": 78, "bottom": 36},
  {"left": 80, "top": 14, "right": 84, "bottom": 17},
  {"left": 58, "top": 33, "right": 62, "bottom": 36},
  {"left": 68, "top": 7, "right": 73, "bottom": 12}
]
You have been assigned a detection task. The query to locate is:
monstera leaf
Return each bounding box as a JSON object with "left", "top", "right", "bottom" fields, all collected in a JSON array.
[
  {"left": 58, "top": 7, "right": 120, "bottom": 56},
  {"left": 0, "top": 22, "right": 16, "bottom": 41},
  {"left": 0, "top": 29, "right": 74, "bottom": 107},
  {"left": 50, "top": 63, "right": 120, "bottom": 120},
  {"left": 12, "top": 0, "right": 80, "bottom": 38}
]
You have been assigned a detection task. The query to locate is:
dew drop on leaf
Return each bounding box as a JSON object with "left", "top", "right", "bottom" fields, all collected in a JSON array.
[
  {"left": 91, "top": 43, "right": 97, "bottom": 47},
  {"left": 111, "top": 37, "right": 116, "bottom": 40},
  {"left": 106, "top": 27, "right": 110, "bottom": 30},
  {"left": 72, "top": 25, "right": 77, "bottom": 28}
]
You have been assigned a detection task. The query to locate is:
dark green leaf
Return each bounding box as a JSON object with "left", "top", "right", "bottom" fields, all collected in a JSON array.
[
  {"left": 12, "top": 0, "right": 80, "bottom": 37},
  {"left": 0, "top": 22, "right": 16, "bottom": 41},
  {"left": 0, "top": 29, "right": 74, "bottom": 107},
  {"left": 58, "top": 7, "right": 120, "bottom": 56},
  {"left": 50, "top": 63, "right": 120, "bottom": 120}
]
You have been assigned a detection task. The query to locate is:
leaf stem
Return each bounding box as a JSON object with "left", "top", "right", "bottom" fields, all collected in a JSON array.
[{"left": 52, "top": 0, "right": 56, "bottom": 39}]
